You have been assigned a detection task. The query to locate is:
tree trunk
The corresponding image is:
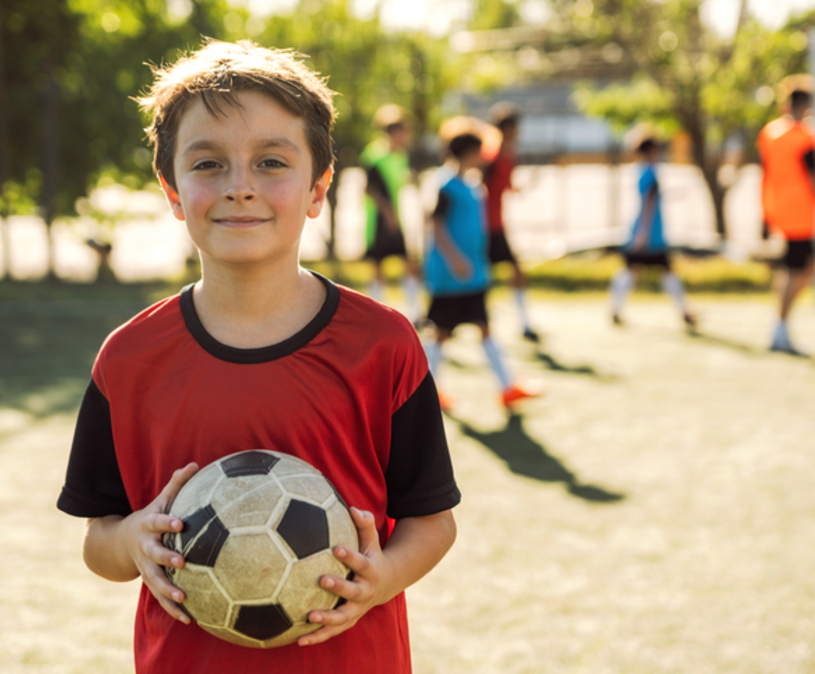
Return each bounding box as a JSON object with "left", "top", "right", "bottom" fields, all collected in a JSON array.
[
  {"left": 0, "top": 4, "right": 11, "bottom": 280},
  {"left": 684, "top": 117, "right": 728, "bottom": 240},
  {"left": 41, "top": 62, "right": 60, "bottom": 280}
]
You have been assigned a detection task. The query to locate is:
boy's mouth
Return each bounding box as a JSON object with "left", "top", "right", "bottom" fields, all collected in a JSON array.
[{"left": 214, "top": 216, "right": 268, "bottom": 227}]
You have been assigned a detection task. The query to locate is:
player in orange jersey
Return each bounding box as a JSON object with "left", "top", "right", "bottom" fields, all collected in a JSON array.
[{"left": 757, "top": 77, "right": 815, "bottom": 355}]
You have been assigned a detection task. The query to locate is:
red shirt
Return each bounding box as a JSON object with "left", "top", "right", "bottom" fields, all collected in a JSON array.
[
  {"left": 58, "top": 275, "right": 460, "bottom": 674},
  {"left": 483, "top": 149, "right": 516, "bottom": 234}
]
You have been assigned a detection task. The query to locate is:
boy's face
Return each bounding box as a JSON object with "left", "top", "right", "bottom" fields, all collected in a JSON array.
[
  {"left": 162, "top": 90, "right": 331, "bottom": 270},
  {"left": 459, "top": 145, "right": 485, "bottom": 172}
]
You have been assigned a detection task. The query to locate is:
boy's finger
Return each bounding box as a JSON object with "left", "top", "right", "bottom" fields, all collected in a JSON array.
[
  {"left": 153, "top": 589, "right": 191, "bottom": 624},
  {"left": 319, "top": 570, "right": 372, "bottom": 604},
  {"left": 349, "top": 508, "right": 379, "bottom": 551},
  {"left": 166, "top": 463, "right": 199, "bottom": 495}
]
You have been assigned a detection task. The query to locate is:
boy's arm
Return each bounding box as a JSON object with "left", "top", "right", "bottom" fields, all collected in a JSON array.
[
  {"left": 300, "top": 507, "right": 457, "bottom": 646},
  {"left": 632, "top": 183, "right": 658, "bottom": 251},
  {"left": 431, "top": 193, "right": 473, "bottom": 280},
  {"left": 82, "top": 463, "right": 199, "bottom": 624},
  {"left": 366, "top": 166, "right": 399, "bottom": 231}
]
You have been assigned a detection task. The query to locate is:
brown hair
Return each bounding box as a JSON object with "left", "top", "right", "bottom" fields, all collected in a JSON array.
[{"left": 137, "top": 39, "right": 336, "bottom": 190}]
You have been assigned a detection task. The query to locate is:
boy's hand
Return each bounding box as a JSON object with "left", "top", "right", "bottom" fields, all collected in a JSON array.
[
  {"left": 450, "top": 253, "right": 474, "bottom": 281},
  {"left": 299, "top": 507, "right": 386, "bottom": 646},
  {"left": 123, "top": 463, "right": 199, "bottom": 624}
]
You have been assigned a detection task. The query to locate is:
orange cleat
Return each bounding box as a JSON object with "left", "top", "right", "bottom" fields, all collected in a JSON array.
[
  {"left": 501, "top": 383, "right": 543, "bottom": 408},
  {"left": 437, "top": 391, "right": 454, "bottom": 413}
]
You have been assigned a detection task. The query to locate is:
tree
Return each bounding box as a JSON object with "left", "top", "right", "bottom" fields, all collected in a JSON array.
[
  {"left": 565, "top": 0, "right": 815, "bottom": 239},
  {"left": 254, "top": 0, "right": 454, "bottom": 259},
  {"left": 1, "top": 0, "right": 232, "bottom": 279}
]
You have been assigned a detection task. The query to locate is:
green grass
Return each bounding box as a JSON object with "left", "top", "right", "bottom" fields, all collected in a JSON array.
[
  {"left": 2, "top": 277, "right": 813, "bottom": 673},
  {"left": 0, "top": 250, "right": 773, "bottom": 303}
]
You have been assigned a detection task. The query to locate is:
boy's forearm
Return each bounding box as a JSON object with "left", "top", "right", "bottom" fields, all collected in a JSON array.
[
  {"left": 377, "top": 510, "right": 457, "bottom": 605},
  {"left": 83, "top": 515, "right": 140, "bottom": 582}
]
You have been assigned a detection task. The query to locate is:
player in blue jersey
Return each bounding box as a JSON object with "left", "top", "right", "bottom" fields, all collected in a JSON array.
[
  {"left": 609, "top": 134, "right": 696, "bottom": 330},
  {"left": 424, "top": 122, "right": 540, "bottom": 410}
]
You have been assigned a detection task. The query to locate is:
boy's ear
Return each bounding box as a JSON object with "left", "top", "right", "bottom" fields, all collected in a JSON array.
[
  {"left": 307, "top": 168, "right": 333, "bottom": 219},
  {"left": 158, "top": 174, "right": 185, "bottom": 222}
]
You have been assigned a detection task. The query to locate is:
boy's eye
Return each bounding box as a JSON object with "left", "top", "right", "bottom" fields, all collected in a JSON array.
[
  {"left": 260, "top": 159, "right": 286, "bottom": 169},
  {"left": 192, "top": 160, "right": 221, "bottom": 171}
]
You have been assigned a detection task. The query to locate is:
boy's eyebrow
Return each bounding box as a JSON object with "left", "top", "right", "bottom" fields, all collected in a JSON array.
[{"left": 179, "top": 137, "right": 302, "bottom": 156}]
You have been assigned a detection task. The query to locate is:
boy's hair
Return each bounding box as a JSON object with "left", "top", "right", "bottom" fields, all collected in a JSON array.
[
  {"left": 448, "top": 133, "right": 483, "bottom": 160},
  {"left": 790, "top": 89, "right": 813, "bottom": 113},
  {"left": 138, "top": 39, "right": 337, "bottom": 190},
  {"left": 488, "top": 101, "right": 521, "bottom": 134},
  {"left": 374, "top": 104, "right": 411, "bottom": 134},
  {"left": 636, "top": 137, "right": 659, "bottom": 154}
]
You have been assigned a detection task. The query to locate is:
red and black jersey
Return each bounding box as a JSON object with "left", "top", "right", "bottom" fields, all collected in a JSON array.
[{"left": 58, "top": 273, "right": 459, "bottom": 674}]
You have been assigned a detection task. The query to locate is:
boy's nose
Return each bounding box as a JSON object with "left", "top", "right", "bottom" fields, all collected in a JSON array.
[{"left": 223, "top": 171, "right": 255, "bottom": 201}]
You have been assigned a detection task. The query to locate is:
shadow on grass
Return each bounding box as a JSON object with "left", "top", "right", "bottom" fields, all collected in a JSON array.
[
  {"left": 0, "top": 282, "right": 163, "bottom": 417},
  {"left": 686, "top": 330, "right": 779, "bottom": 358},
  {"left": 452, "top": 413, "right": 625, "bottom": 503},
  {"left": 533, "top": 348, "right": 618, "bottom": 381}
]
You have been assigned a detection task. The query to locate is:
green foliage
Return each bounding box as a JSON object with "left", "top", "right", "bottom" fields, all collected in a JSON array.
[
  {"left": 2, "top": 0, "right": 233, "bottom": 222},
  {"left": 252, "top": 0, "right": 453, "bottom": 167},
  {"left": 0, "top": 0, "right": 456, "bottom": 235},
  {"left": 566, "top": 0, "right": 814, "bottom": 236}
]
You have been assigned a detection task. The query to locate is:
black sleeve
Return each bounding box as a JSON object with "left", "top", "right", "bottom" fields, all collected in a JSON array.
[
  {"left": 804, "top": 149, "right": 815, "bottom": 173},
  {"left": 57, "top": 379, "right": 132, "bottom": 518},
  {"left": 366, "top": 165, "right": 390, "bottom": 201},
  {"left": 432, "top": 190, "right": 451, "bottom": 221},
  {"left": 385, "top": 372, "right": 461, "bottom": 519}
]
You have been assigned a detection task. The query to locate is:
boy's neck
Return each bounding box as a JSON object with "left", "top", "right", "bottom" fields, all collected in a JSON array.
[{"left": 191, "top": 262, "right": 326, "bottom": 349}]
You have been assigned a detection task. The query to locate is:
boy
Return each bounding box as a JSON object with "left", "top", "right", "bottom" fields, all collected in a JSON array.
[
  {"left": 56, "top": 40, "right": 459, "bottom": 674},
  {"left": 424, "top": 122, "right": 540, "bottom": 410},
  {"left": 757, "top": 77, "right": 815, "bottom": 355},
  {"left": 609, "top": 133, "right": 696, "bottom": 330},
  {"left": 482, "top": 102, "right": 540, "bottom": 342},
  {"left": 361, "top": 104, "right": 422, "bottom": 323}
]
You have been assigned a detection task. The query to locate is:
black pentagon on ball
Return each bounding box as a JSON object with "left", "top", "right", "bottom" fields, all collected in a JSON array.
[
  {"left": 221, "top": 450, "right": 280, "bottom": 477},
  {"left": 179, "top": 505, "right": 230, "bottom": 567},
  {"left": 276, "top": 499, "right": 330, "bottom": 559},
  {"left": 233, "top": 603, "right": 293, "bottom": 641}
]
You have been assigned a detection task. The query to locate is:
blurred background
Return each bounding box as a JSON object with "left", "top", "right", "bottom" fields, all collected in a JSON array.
[{"left": 2, "top": 0, "right": 814, "bottom": 286}]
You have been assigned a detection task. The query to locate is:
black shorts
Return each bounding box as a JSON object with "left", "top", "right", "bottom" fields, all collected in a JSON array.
[
  {"left": 365, "top": 217, "right": 408, "bottom": 262},
  {"left": 783, "top": 239, "right": 814, "bottom": 270},
  {"left": 427, "top": 291, "right": 488, "bottom": 331},
  {"left": 624, "top": 251, "right": 672, "bottom": 269},
  {"left": 488, "top": 232, "right": 517, "bottom": 264}
]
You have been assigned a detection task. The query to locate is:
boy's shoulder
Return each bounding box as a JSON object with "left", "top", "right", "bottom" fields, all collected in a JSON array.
[
  {"left": 101, "top": 291, "right": 184, "bottom": 352},
  {"left": 335, "top": 283, "right": 417, "bottom": 341},
  {"left": 92, "top": 290, "right": 185, "bottom": 392}
]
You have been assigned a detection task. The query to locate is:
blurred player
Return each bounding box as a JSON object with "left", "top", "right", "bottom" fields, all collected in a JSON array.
[
  {"left": 482, "top": 102, "right": 540, "bottom": 342},
  {"left": 360, "top": 104, "right": 421, "bottom": 323},
  {"left": 425, "top": 120, "right": 541, "bottom": 411},
  {"left": 757, "top": 76, "right": 815, "bottom": 355},
  {"left": 609, "top": 130, "right": 696, "bottom": 330}
]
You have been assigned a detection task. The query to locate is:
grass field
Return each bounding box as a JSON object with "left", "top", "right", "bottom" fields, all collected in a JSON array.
[{"left": 1, "top": 281, "right": 814, "bottom": 673}]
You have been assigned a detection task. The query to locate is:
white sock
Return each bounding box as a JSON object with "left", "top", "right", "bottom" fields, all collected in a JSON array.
[
  {"left": 662, "top": 272, "right": 687, "bottom": 312},
  {"left": 513, "top": 288, "right": 532, "bottom": 331},
  {"left": 403, "top": 275, "right": 420, "bottom": 322},
  {"left": 773, "top": 320, "right": 789, "bottom": 341},
  {"left": 610, "top": 268, "right": 634, "bottom": 316},
  {"left": 482, "top": 336, "right": 512, "bottom": 389},
  {"left": 368, "top": 278, "right": 383, "bottom": 302},
  {"left": 425, "top": 340, "right": 443, "bottom": 377}
]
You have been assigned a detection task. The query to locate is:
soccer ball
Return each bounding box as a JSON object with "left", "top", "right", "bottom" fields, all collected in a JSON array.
[{"left": 163, "top": 449, "right": 358, "bottom": 648}]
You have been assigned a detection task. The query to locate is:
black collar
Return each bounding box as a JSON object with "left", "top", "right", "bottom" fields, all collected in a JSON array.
[{"left": 179, "top": 272, "right": 340, "bottom": 364}]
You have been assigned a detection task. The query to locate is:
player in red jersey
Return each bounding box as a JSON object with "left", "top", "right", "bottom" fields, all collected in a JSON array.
[
  {"left": 482, "top": 102, "right": 540, "bottom": 342},
  {"left": 757, "top": 76, "right": 815, "bottom": 355},
  {"left": 57, "top": 40, "right": 459, "bottom": 674}
]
